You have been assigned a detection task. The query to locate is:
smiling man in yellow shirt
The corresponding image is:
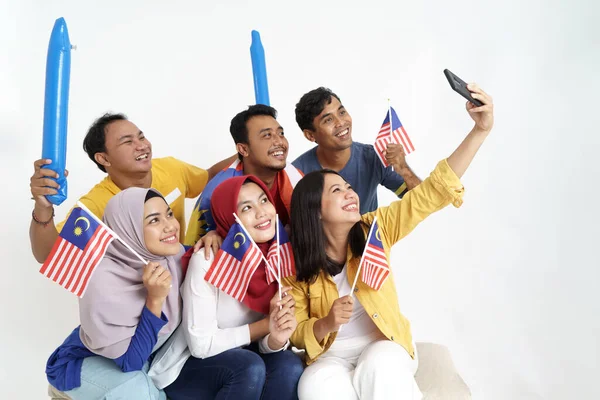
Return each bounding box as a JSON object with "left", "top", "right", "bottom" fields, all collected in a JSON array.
[{"left": 29, "top": 113, "right": 235, "bottom": 263}]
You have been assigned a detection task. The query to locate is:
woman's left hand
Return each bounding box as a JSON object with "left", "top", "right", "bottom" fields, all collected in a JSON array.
[{"left": 268, "top": 288, "right": 297, "bottom": 349}]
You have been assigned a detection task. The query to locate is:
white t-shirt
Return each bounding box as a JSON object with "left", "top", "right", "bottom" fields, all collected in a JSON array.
[{"left": 332, "top": 265, "right": 380, "bottom": 340}]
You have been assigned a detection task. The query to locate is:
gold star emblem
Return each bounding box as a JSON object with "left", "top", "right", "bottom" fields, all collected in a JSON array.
[
  {"left": 73, "top": 226, "right": 83, "bottom": 236},
  {"left": 233, "top": 241, "right": 240, "bottom": 249}
]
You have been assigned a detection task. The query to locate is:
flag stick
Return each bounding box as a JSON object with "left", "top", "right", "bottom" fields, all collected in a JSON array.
[
  {"left": 388, "top": 98, "right": 394, "bottom": 170},
  {"left": 388, "top": 98, "right": 392, "bottom": 135},
  {"left": 348, "top": 216, "right": 378, "bottom": 296},
  {"left": 339, "top": 216, "right": 378, "bottom": 333},
  {"left": 276, "top": 214, "right": 282, "bottom": 303},
  {"left": 77, "top": 201, "right": 148, "bottom": 265},
  {"left": 233, "top": 213, "right": 281, "bottom": 286}
]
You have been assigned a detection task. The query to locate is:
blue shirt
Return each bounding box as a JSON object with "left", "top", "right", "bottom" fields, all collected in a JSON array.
[
  {"left": 292, "top": 142, "right": 407, "bottom": 214},
  {"left": 46, "top": 307, "right": 167, "bottom": 392}
]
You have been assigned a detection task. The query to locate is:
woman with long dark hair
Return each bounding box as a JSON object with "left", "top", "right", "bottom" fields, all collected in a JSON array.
[{"left": 285, "top": 84, "right": 494, "bottom": 400}]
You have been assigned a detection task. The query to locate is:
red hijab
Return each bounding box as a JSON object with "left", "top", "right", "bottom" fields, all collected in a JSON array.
[{"left": 210, "top": 175, "right": 278, "bottom": 314}]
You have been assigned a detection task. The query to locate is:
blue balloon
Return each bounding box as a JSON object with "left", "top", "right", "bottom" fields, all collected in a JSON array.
[
  {"left": 250, "top": 30, "right": 270, "bottom": 106},
  {"left": 42, "top": 17, "right": 72, "bottom": 206}
]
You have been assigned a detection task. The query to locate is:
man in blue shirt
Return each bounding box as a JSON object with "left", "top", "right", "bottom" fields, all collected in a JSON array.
[{"left": 292, "top": 87, "right": 421, "bottom": 214}]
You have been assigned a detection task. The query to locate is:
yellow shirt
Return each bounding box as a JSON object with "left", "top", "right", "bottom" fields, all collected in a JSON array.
[
  {"left": 283, "top": 159, "right": 464, "bottom": 365},
  {"left": 56, "top": 157, "right": 208, "bottom": 242}
]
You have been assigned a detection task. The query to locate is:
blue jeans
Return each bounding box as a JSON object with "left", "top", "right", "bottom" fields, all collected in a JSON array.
[
  {"left": 164, "top": 345, "right": 304, "bottom": 400},
  {"left": 63, "top": 356, "right": 166, "bottom": 400}
]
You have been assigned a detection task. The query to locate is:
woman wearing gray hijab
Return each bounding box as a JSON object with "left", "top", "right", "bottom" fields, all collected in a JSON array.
[{"left": 46, "top": 188, "right": 183, "bottom": 400}]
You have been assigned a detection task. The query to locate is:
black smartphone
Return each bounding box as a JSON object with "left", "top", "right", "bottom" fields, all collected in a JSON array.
[{"left": 443, "top": 69, "right": 483, "bottom": 107}]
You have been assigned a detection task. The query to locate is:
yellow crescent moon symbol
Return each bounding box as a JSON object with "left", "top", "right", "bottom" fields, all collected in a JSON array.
[
  {"left": 375, "top": 228, "right": 382, "bottom": 242},
  {"left": 75, "top": 217, "right": 91, "bottom": 232},
  {"left": 234, "top": 232, "right": 246, "bottom": 245}
]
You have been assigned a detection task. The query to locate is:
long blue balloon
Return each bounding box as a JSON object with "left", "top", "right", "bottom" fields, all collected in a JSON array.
[
  {"left": 250, "top": 30, "right": 270, "bottom": 106},
  {"left": 42, "top": 17, "right": 72, "bottom": 205}
]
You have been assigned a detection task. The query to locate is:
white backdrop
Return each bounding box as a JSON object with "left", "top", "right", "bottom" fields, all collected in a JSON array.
[{"left": 1, "top": 0, "right": 598, "bottom": 399}]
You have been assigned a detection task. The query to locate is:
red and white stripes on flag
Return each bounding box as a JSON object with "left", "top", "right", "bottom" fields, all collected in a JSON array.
[
  {"left": 266, "top": 238, "right": 295, "bottom": 284},
  {"left": 374, "top": 106, "right": 415, "bottom": 167},
  {"left": 360, "top": 244, "right": 390, "bottom": 291},
  {"left": 204, "top": 222, "right": 264, "bottom": 302},
  {"left": 359, "top": 218, "right": 390, "bottom": 291},
  {"left": 39, "top": 207, "right": 116, "bottom": 297},
  {"left": 265, "top": 218, "right": 296, "bottom": 284}
]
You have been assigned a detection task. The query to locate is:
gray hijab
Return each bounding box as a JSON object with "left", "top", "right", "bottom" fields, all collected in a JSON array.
[{"left": 79, "top": 187, "right": 183, "bottom": 359}]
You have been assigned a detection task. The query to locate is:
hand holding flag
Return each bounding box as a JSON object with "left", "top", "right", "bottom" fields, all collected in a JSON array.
[
  {"left": 327, "top": 296, "right": 354, "bottom": 333},
  {"left": 374, "top": 106, "right": 415, "bottom": 167},
  {"left": 142, "top": 261, "right": 173, "bottom": 300},
  {"left": 341, "top": 217, "right": 389, "bottom": 333}
]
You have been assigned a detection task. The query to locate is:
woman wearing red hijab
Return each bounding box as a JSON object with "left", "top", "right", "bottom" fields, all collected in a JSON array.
[{"left": 149, "top": 175, "right": 303, "bottom": 400}]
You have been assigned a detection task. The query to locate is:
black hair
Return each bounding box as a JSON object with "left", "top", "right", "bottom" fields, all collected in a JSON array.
[
  {"left": 83, "top": 113, "right": 128, "bottom": 172},
  {"left": 230, "top": 104, "right": 278, "bottom": 160},
  {"left": 295, "top": 87, "right": 342, "bottom": 132},
  {"left": 290, "top": 169, "right": 368, "bottom": 283},
  {"left": 144, "top": 189, "right": 164, "bottom": 203}
]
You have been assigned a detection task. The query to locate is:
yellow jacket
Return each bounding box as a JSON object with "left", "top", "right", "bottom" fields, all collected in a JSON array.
[{"left": 283, "top": 159, "right": 464, "bottom": 365}]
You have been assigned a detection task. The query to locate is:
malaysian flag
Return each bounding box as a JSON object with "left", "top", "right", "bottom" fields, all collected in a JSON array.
[
  {"left": 266, "top": 218, "right": 295, "bottom": 284},
  {"left": 39, "top": 207, "right": 116, "bottom": 297},
  {"left": 374, "top": 106, "right": 415, "bottom": 167},
  {"left": 360, "top": 219, "right": 390, "bottom": 290},
  {"left": 204, "top": 222, "right": 263, "bottom": 302}
]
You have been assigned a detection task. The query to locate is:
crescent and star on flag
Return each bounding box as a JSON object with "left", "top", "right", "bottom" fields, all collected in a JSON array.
[
  {"left": 233, "top": 232, "right": 247, "bottom": 249},
  {"left": 73, "top": 216, "right": 90, "bottom": 236}
]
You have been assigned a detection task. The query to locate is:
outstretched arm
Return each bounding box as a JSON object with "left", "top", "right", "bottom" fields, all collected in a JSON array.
[{"left": 447, "top": 83, "right": 494, "bottom": 178}]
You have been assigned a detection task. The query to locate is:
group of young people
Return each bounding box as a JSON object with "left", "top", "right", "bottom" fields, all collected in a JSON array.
[{"left": 32, "top": 84, "right": 495, "bottom": 400}]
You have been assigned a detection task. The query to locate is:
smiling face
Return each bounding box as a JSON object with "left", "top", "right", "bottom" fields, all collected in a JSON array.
[
  {"left": 304, "top": 96, "right": 353, "bottom": 151},
  {"left": 142, "top": 197, "right": 180, "bottom": 256},
  {"left": 95, "top": 119, "right": 153, "bottom": 175},
  {"left": 238, "top": 115, "right": 289, "bottom": 173},
  {"left": 320, "top": 173, "right": 361, "bottom": 228},
  {"left": 235, "top": 182, "right": 277, "bottom": 244}
]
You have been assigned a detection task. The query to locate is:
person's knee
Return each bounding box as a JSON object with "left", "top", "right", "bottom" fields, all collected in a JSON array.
[
  {"left": 272, "top": 352, "right": 305, "bottom": 382},
  {"left": 357, "top": 351, "right": 381, "bottom": 373},
  {"left": 298, "top": 377, "right": 351, "bottom": 400},
  {"left": 244, "top": 360, "right": 267, "bottom": 388},
  {"left": 287, "top": 356, "right": 305, "bottom": 382},
  {"left": 297, "top": 372, "right": 323, "bottom": 400},
  {"left": 356, "top": 342, "right": 415, "bottom": 388},
  {"left": 279, "top": 356, "right": 304, "bottom": 396},
  {"left": 297, "top": 365, "right": 356, "bottom": 400},
  {"left": 235, "top": 351, "right": 267, "bottom": 388},
  {"left": 114, "top": 371, "right": 163, "bottom": 400}
]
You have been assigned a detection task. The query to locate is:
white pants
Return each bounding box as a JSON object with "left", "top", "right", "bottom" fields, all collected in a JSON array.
[{"left": 298, "top": 334, "right": 422, "bottom": 400}]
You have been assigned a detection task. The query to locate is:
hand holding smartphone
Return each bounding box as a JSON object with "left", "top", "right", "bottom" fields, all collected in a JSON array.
[{"left": 443, "top": 69, "right": 484, "bottom": 107}]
